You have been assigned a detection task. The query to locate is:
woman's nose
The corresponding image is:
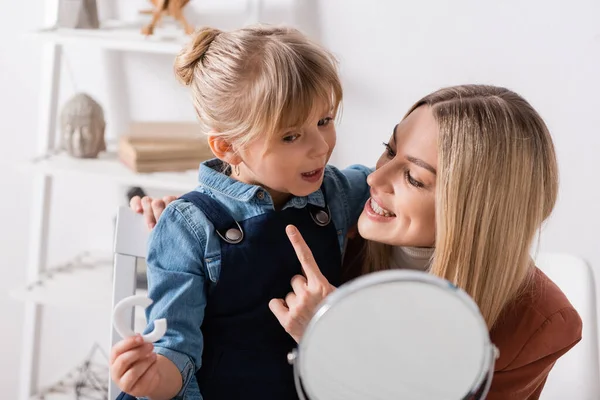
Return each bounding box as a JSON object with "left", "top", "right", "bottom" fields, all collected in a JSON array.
[{"left": 367, "top": 162, "right": 396, "bottom": 194}]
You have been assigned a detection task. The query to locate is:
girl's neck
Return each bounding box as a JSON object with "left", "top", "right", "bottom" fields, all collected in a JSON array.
[
  {"left": 268, "top": 190, "right": 292, "bottom": 210},
  {"left": 230, "top": 165, "right": 291, "bottom": 209}
]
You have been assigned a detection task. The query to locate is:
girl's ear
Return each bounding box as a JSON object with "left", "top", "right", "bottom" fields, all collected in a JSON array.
[{"left": 208, "top": 134, "right": 242, "bottom": 166}]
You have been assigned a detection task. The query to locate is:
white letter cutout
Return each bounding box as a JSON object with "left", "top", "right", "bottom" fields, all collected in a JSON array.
[{"left": 112, "top": 295, "right": 167, "bottom": 343}]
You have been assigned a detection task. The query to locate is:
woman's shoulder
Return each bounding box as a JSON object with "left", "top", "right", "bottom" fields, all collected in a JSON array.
[{"left": 491, "top": 267, "right": 583, "bottom": 371}]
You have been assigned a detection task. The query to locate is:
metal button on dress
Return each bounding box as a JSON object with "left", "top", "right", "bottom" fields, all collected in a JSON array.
[
  {"left": 225, "top": 228, "right": 243, "bottom": 243},
  {"left": 315, "top": 210, "right": 330, "bottom": 225}
]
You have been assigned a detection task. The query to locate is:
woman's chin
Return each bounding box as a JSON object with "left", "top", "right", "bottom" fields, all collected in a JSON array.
[
  {"left": 358, "top": 213, "right": 433, "bottom": 247},
  {"left": 357, "top": 213, "right": 396, "bottom": 244}
]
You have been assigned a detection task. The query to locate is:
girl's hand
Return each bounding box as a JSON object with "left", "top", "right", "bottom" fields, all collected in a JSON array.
[
  {"left": 130, "top": 195, "right": 178, "bottom": 230},
  {"left": 269, "top": 225, "right": 336, "bottom": 343},
  {"left": 110, "top": 335, "right": 161, "bottom": 397}
]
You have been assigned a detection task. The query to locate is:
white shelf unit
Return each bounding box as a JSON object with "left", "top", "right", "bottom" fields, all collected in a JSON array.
[
  {"left": 10, "top": 252, "right": 115, "bottom": 311},
  {"left": 10, "top": 251, "right": 149, "bottom": 311},
  {"left": 17, "top": 0, "right": 268, "bottom": 398},
  {"left": 23, "top": 151, "right": 199, "bottom": 193},
  {"left": 32, "top": 20, "right": 190, "bottom": 55}
]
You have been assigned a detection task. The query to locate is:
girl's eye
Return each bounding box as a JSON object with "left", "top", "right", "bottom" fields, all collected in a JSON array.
[
  {"left": 318, "top": 117, "right": 333, "bottom": 127},
  {"left": 382, "top": 142, "right": 396, "bottom": 158},
  {"left": 283, "top": 133, "right": 300, "bottom": 143},
  {"left": 405, "top": 170, "right": 425, "bottom": 188}
]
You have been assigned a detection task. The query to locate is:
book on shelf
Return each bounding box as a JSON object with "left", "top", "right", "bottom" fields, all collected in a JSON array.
[
  {"left": 120, "top": 155, "right": 204, "bottom": 173},
  {"left": 118, "top": 121, "right": 214, "bottom": 173}
]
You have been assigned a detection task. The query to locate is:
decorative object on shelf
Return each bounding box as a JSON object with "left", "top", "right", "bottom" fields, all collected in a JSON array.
[
  {"left": 118, "top": 121, "right": 212, "bottom": 173},
  {"left": 18, "top": 251, "right": 111, "bottom": 292},
  {"left": 57, "top": 0, "right": 100, "bottom": 29},
  {"left": 140, "top": 0, "right": 195, "bottom": 36},
  {"left": 9, "top": 251, "right": 114, "bottom": 310},
  {"left": 32, "top": 343, "right": 108, "bottom": 399},
  {"left": 60, "top": 93, "right": 106, "bottom": 159}
]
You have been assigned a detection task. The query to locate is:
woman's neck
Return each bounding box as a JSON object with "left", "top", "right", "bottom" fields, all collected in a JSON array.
[{"left": 390, "top": 246, "right": 434, "bottom": 271}]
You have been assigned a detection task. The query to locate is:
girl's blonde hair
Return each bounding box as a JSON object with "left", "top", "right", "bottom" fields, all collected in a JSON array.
[
  {"left": 365, "top": 85, "right": 558, "bottom": 329},
  {"left": 173, "top": 24, "right": 343, "bottom": 150}
]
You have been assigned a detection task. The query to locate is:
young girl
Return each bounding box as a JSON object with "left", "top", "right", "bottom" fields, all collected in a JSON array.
[{"left": 110, "top": 25, "right": 371, "bottom": 400}]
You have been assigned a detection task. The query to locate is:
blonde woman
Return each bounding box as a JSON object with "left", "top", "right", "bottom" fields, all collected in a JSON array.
[{"left": 133, "top": 85, "right": 582, "bottom": 399}]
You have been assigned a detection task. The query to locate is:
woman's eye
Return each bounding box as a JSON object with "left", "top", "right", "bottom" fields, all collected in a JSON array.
[
  {"left": 283, "top": 133, "right": 300, "bottom": 143},
  {"left": 405, "top": 170, "right": 425, "bottom": 188},
  {"left": 318, "top": 117, "right": 333, "bottom": 127},
  {"left": 382, "top": 142, "right": 396, "bottom": 158}
]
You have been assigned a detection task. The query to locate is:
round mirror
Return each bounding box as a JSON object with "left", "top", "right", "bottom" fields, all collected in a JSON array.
[{"left": 289, "top": 270, "right": 498, "bottom": 400}]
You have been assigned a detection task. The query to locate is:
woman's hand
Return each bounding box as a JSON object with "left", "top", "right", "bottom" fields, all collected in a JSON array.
[
  {"left": 269, "top": 225, "right": 336, "bottom": 343},
  {"left": 130, "top": 195, "right": 178, "bottom": 230}
]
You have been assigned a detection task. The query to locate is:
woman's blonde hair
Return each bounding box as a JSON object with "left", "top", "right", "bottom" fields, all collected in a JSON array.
[
  {"left": 365, "top": 85, "right": 559, "bottom": 328},
  {"left": 173, "top": 24, "right": 343, "bottom": 150}
]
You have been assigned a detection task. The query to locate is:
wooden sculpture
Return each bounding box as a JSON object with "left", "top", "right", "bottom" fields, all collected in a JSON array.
[{"left": 140, "top": 0, "right": 194, "bottom": 36}]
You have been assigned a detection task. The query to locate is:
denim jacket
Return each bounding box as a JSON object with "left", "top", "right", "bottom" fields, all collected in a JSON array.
[{"left": 142, "top": 159, "right": 371, "bottom": 399}]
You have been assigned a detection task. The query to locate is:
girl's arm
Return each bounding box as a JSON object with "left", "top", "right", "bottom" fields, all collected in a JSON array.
[
  {"left": 135, "top": 202, "right": 210, "bottom": 398},
  {"left": 150, "top": 355, "right": 184, "bottom": 399}
]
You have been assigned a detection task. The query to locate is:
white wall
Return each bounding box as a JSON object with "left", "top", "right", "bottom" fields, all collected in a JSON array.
[
  {"left": 0, "top": 3, "right": 42, "bottom": 398},
  {"left": 320, "top": 0, "right": 600, "bottom": 271},
  {"left": 0, "top": 0, "right": 598, "bottom": 397}
]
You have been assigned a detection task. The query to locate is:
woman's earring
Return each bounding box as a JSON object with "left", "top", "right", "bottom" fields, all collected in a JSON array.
[{"left": 234, "top": 164, "right": 240, "bottom": 176}]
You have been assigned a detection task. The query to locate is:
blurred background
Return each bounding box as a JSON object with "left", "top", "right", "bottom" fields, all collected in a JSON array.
[{"left": 0, "top": 0, "right": 598, "bottom": 398}]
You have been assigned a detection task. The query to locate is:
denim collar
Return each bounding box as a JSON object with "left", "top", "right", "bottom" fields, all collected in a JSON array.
[{"left": 197, "top": 158, "right": 326, "bottom": 208}]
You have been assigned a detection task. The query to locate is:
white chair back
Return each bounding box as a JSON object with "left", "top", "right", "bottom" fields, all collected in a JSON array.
[
  {"left": 535, "top": 252, "right": 600, "bottom": 399},
  {"left": 109, "top": 207, "right": 150, "bottom": 400}
]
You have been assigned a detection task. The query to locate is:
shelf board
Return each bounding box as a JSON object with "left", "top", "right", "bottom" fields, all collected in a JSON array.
[
  {"left": 32, "top": 388, "right": 106, "bottom": 400},
  {"left": 10, "top": 252, "right": 148, "bottom": 310},
  {"left": 19, "top": 151, "right": 199, "bottom": 192},
  {"left": 32, "top": 394, "right": 75, "bottom": 400},
  {"left": 32, "top": 20, "right": 190, "bottom": 55},
  {"left": 32, "top": 390, "right": 98, "bottom": 400}
]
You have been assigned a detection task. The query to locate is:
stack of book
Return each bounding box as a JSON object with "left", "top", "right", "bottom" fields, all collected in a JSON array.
[{"left": 118, "top": 122, "right": 213, "bottom": 173}]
